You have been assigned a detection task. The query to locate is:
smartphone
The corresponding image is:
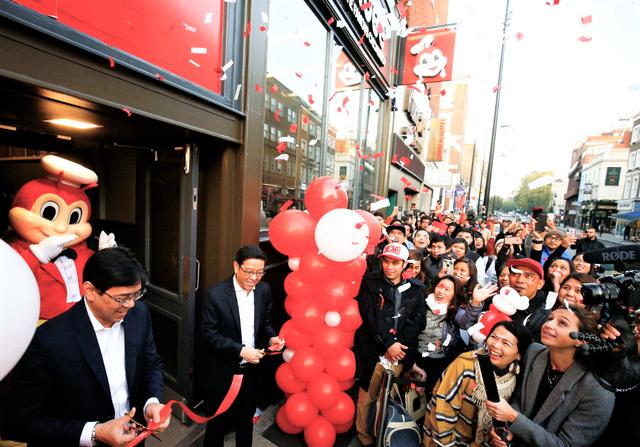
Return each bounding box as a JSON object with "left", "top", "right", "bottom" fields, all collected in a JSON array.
[
  {"left": 535, "top": 214, "right": 547, "bottom": 232},
  {"left": 443, "top": 258, "right": 454, "bottom": 275},
  {"left": 504, "top": 236, "right": 522, "bottom": 245},
  {"left": 531, "top": 208, "right": 543, "bottom": 220}
]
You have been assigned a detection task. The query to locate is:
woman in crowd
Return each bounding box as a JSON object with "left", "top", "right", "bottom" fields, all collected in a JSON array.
[
  {"left": 414, "top": 275, "right": 496, "bottom": 397},
  {"left": 542, "top": 257, "right": 575, "bottom": 294},
  {"left": 412, "top": 228, "right": 431, "bottom": 257},
  {"left": 545, "top": 272, "right": 596, "bottom": 309},
  {"left": 404, "top": 249, "right": 425, "bottom": 282},
  {"left": 422, "top": 321, "right": 532, "bottom": 446},
  {"left": 474, "top": 233, "right": 494, "bottom": 286},
  {"left": 452, "top": 257, "right": 478, "bottom": 300},
  {"left": 572, "top": 252, "right": 595, "bottom": 276},
  {"left": 486, "top": 306, "right": 615, "bottom": 447},
  {"left": 496, "top": 262, "right": 511, "bottom": 292}
]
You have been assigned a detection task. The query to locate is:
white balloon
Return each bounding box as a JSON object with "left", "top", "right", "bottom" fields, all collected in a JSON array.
[
  {"left": 324, "top": 311, "right": 341, "bottom": 327},
  {"left": 314, "top": 209, "right": 370, "bottom": 262},
  {"left": 0, "top": 240, "right": 40, "bottom": 380},
  {"left": 283, "top": 349, "right": 295, "bottom": 363},
  {"left": 288, "top": 257, "right": 301, "bottom": 271}
]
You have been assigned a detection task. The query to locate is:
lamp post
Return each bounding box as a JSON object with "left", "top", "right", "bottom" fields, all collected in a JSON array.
[{"left": 483, "top": 0, "right": 511, "bottom": 217}]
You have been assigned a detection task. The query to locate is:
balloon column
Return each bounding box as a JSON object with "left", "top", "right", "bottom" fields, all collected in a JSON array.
[{"left": 269, "top": 177, "right": 380, "bottom": 447}]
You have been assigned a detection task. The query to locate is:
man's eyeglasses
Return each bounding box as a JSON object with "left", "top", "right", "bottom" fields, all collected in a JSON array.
[
  {"left": 238, "top": 265, "right": 266, "bottom": 278},
  {"left": 102, "top": 288, "right": 147, "bottom": 304},
  {"left": 546, "top": 235, "right": 562, "bottom": 241}
]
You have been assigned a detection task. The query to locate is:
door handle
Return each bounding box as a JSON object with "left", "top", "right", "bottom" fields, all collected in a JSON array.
[{"left": 195, "top": 258, "right": 200, "bottom": 292}]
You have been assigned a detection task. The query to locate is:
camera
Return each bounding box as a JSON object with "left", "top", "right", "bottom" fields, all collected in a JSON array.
[{"left": 582, "top": 271, "right": 640, "bottom": 308}]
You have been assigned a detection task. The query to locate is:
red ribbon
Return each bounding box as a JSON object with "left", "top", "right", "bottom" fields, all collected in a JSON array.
[{"left": 126, "top": 374, "right": 243, "bottom": 446}]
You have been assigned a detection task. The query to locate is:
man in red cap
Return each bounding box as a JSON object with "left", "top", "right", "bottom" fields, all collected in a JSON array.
[
  {"left": 507, "top": 258, "right": 547, "bottom": 338},
  {"left": 353, "top": 243, "right": 426, "bottom": 446}
]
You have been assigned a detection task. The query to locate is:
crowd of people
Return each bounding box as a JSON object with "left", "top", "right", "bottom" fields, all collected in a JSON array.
[{"left": 355, "top": 206, "right": 640, "bottom": 447}]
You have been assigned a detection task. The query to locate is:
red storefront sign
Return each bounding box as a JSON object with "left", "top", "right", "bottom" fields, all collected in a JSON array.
[
  {"left": 13, "top": 0, "right": 225, "bottom": 94},
  {"left": 400, "top": 28, "right": 456, "bottom": 85}
]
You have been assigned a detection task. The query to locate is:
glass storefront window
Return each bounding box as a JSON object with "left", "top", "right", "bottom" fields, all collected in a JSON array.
[
  {"left": 360, "top": 90, "right": 382, "bottom": 209},
  {"left": 261, "top": 0, "right": 328, "bottom": 226}
]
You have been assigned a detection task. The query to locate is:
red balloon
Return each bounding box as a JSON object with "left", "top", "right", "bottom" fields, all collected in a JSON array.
[
  {"left": 276, "top": 406, "right": 303, "bottom": 434},
  {"left": 275, "top": 363, "right": 307, "bottom": 394},
  {"left": 279, "top": 320, "right": 312, "bottom": 350},
  {"left": 337, "top": 378, "right": 355, "bottom": 391},
  {"left": 291, "top": 300, "right": 324, "bottom": 334},
  {"left": 291, "top": 347, "right": 325, "bottom": 382},
  {"left": 324, "top": 348, "right": 356, "bottom": 381},
  {"left": 304, "top": 416, "right": 337, "bottom": 447},
  {"left": 333, "top": 256, "right": 367, "bottom": 282},
  {"left": 312, "top": 326, "right": 347, "bottom": 358},
  {"left": 298, "top": 253, "right": 334, "bottom": 285},
  {"left": 285, "top": 271, "right": 316, "bottom": 301},
  {"left": 339, "top": 299, "right": 363, "bottom": 332},
  {"left": 304, "top": 176, "right": 348, "bottom": 219},
  {"left": 321, "top": 392, "right": 355, "bottom": 425},
  {"left": 284, "top": 392, "right": 319, "bottom": 428},
  {"left": 356, "top": 210, "right": 383, "bottom": 248},
  {"left": 342, "top": 331, "right": 355, "bottom": 349},
  {"left": 284, "top": 296, "right": 303, "bottom": 318},
  {"left": 269, "top": 210, "right": 318, "bottom": 257},
  {"left": 334, "top": 420, "right": 354, "bottom": 434},
  {"left": 322, "top": 278, "right": 358, "bottom": 310},
  {"left": 307, "top": 373, "right": 341, "bottom": 410}
]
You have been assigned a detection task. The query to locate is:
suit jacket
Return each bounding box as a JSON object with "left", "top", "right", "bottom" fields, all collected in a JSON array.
[
  {"left": 199, "top": 277, "right": 276, "bottom": 403},
  {"left": 509, "top": 343, "right": 615, "bottom": 447},
  {"left": 10, "top": 239, "right": 95, "bottom": 320},
  {"left": 3, "top": 299, "right": 164, "bottom": 446}
]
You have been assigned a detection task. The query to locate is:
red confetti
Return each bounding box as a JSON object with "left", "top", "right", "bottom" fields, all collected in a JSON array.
[
  {"left": 581, "top": 15, "right": 592, "bottom": 24},
  {"left": 328, "top": 91, "right": 338, "bottom": 102},
  {"left": 545, "top": 0, "right": 560, "bottom": 5},
  {"left": 355, "top": 143, "right": 360, "bottom": 150},
  {"left": 358, "top": 33, "right": 366, "bottom": 45},
  {"left": 360, "top": 2, "right": 372, "bottom": 10},
  {"left": 243, "top": 21, "right": 251, "bottom": 38},
  {"left": 492, "top": 85, "right": 500, "bottom": 93},
  {"left": 255, "top": 83, "right": 263, "bottom": 92},
  {"left": 279, "top": 200, "right": 294, "bottom": 212},
  {"left": 355, "top": 222, "right": 365, "bottom": 229},
  {"left": 259, "top": 25, "right": 268, "bottom": 32},
  {"left": 275, "top": 109, "right": 282, "bottom": 122},
  {"left": 342, "top": 96, "right": 349, "bottom": 107},
  {"left": 368, "top": 99, "right": 375, "bottom": 106},
  {"left": 391, "top": 154, "right": 398, "bottom": 164},
  {"left": 271, "top": 84, "right": 279, "bottom": 94},
  {"left": 364, "top": 72, "right": 370, "bottom": 81},
  {"left": 304, "top": 41, "right": 311, "bottom": 47},
  {"left": 122, "top": 107, "right": 132, "bottom": 117},
  {"left": 337, "top": 107, "right": 342, "bottom": 113},
  {"left": 276, "top": 141, "right": 287, "bottom": 153},
  {"left": 397, "top": 2, "right": 407, "bottom": 18},
  {"left": 359, "top": 165, "right": 365, "bottom": 171},
  {"left": 578, "top": 35, "right": 592, "bottom": 42},
  {"left": 422, "top": 186, "right": 430, "bottom": 192},
  {"left": 214, "top": 66, "right": 223, "bottom": 74},
  {"left": 294, "top": 71, "right": 303, "bottom": 78},
  {"left": 373, "top": 151, "right": 384, "bottom": 159},
  {"left": 515, "top": 32, "right": 524, "bottom": 41},
  {"left": 327, "top": 17, "right": 335, "bottom": 25},
  {"left": 440, "top": 89, "right": 446, "bottom": 96},
  {"left": 302, "top": 115, "right": 309, "bottom": 125},
  {"left": 289, "top": 123, "right": 298, "bottom": 133},
  {"left": 155, "top": 73, "right": 165, "bottom": 81},
  {"left": 108, "top": 57, "right": 115, "bottom": 68},
  {"left": 400, "top": 177, "right": 412, "bottom": 186},
  {"left": 400, "top": 156, "right": 412, "bottom": 166},
  {"left": 308, "top": 94, "right": 315, "bottom": 105},
  {"left": 377, "top": 21, "right": 384, "bottom": 34}
]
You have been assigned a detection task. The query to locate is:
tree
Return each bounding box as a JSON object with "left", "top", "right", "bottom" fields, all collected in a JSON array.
[{"left": 513, "top": 171, "right": 553, "bottom": 212}]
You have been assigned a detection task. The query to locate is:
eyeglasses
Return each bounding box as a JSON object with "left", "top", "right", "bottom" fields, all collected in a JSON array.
[
  {"left": 547, "top": 235, "right": 562, "bottom": 241},
  {"left": 102, "top": 287, "right": 146, "bottom": 304},
  {"left": 238, "top": 265, "right": 266, "bottom": 278}
]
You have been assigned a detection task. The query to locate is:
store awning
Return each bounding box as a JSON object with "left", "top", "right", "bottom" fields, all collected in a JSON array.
[{"left": 611, "top": 211, "right": 640, "bottom": 221}]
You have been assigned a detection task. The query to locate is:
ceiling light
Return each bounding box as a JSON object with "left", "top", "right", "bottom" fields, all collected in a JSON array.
[
  {"left": 44, "top": 118, "right": 102, "bottom": 129},
  {"left": 0, "top": 124, "right": 17, "bottom": 131}
]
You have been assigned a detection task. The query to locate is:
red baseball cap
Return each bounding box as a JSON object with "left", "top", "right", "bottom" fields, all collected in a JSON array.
[
  {"left": 507, "top": 258, "right": 543, "bottom": 278},
  {"left": 379, "top": 243, "right": 409, "bottom": 261}
]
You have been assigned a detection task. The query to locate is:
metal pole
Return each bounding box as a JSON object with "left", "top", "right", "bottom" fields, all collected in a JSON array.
[{"left": 483, "top": 0, "right": 510, "bottom": 217}]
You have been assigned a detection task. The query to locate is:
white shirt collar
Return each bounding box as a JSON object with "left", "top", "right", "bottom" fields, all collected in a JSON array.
[
  {"left": 233, "top": 275, "right": 255, "bottom": 296},
  {"left": 84, "top": 298, "right": 123, "bottom": 331}
]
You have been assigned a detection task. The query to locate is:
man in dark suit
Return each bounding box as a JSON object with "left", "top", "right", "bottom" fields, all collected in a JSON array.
[
  {"left": 199, "top": 245, "right": 283, "bottom": 447},
  {"left": 3, "top": 247, "right": 169, "bottom": 446}
]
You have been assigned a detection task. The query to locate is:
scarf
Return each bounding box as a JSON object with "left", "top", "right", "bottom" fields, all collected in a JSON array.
[{"left": 470, "top": 350, "right": 518, "bottom": 445}]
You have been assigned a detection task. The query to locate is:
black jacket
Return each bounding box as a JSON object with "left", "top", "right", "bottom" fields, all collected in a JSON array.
[
  {"left": 575, "top": 237, "right": 606, "bottom": 254},
  {"left": 3, "top": 299, "right": 164, "bottom": 446},
  {"left": 354, "top": 271, "right": 426, "bottom": 389},
  {"left": 198, "top": 277, "right": 276, "bottom": 404}
]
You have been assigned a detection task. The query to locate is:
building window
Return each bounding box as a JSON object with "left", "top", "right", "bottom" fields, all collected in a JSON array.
[
  {"left": 270, "top": 126, "right": 277, "bottom": 142},
  {"left": 270, "top": 97, "right": 277, "bottom": 113},
  {"left": 263, "top": 123, "right": 269, "bottom": 139}
]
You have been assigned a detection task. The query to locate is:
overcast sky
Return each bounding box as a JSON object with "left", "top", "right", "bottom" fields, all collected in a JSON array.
[{"left": 448, "top": 0, "right": 640, "bottom": 197}]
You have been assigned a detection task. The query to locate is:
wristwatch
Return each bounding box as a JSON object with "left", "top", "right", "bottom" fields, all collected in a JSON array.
[{"left": 91, "top": 423, "right": 98, "bottom": 444}]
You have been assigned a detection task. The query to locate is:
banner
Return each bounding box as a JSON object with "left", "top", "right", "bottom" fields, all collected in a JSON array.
[
  {"left": 400, "top": 28, "right": 456, "bottom": 85},
  {"left": 427, "top": 118, "right": 446, "bottom": 162}
]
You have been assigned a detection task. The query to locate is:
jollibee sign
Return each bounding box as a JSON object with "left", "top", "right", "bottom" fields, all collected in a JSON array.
[{"left": 401, "top": 28, "right": 456, "bottom": 85}]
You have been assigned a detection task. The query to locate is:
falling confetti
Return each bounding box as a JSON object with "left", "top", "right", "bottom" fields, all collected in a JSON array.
[
  {"left": 278, "top": 136, "right": 295, "bottom": 144},
  {"left": 327, "top": 17, "right": 335, "bottom": 25},
  {"left": 304, "top": 41, "right": 311, "bottom": 47},
  {"left": 515, "top": 32, "right": 524, "bottom": 41},
  {"left": 204, "top": 12, "right": 213, "bottom": 24},
  {"left": 358, "top": 33, "right": 366, "bottom": 45},
  {"left": 271, "top": 84, "right": 279, "bottom": 94},
  {"left": 359, "top": 165, "right": 365, "bottom": 171},
  {"left": 309, "top": 139, "right": 318, "bottom": 146},
  {"left": 308, "top": 94, "right": 315, "bottom": 105},
  {"left": 108, "top": 56, "right": 115, "bottom": 68},
  {"left": 545, "top": 0, "right": 560, "bottom": 5},
  {"left": 295, "top": 71, "right": 303, "bottom": 78},
  {"left": 244, "top": 21, "right": 251, "bottom": 38},
  {"left": 261, "top": 12, "right": 269, "bottom": 23},
  {"left": 255, "top": 83, "right": 263, "bottom": 92},
  {"left": 191, "top": 47, "right": 207, "bottom": 54},
  {"left": 492, "top": 85, "right": 500, "bottom": 93},
  {"left": 400, "top": 156, "right": 412, "bottom": 166},
  {"left": 155, "top": 73, "right": 165, "bottom": 81},
  {"left": 274, "top": 109, "right": 282, "bottom": 121},
  {"left": 289, "top": 123, "right": 298, "bottom": 133},
  {"left": 259, "top": 25, "right": 268, "bottom": 32},
  {"left": 221, "top": 60, "right": 234, "bottom": 72},
  {"left": 578, "top": 36, "right": 592, "bottom": 42},
  {"left": 302, "top": 115, "right": 309, "bottom": 125},
  {"left": 276, "top": 141, "right": 287, "bottom": 153},
  {"left": 360, "top": 2, "right": 372, "bottom": 10},
  {"left": 189, "top": 59, "right": 200, "bottom": 67},
  {"left": 342, "top": 96, "right": 349, "bottom": 107},
  {"left": 440, "top": 89, "right": 446, "bottom": 96},
  {"left": 275, "top": 153, "right": 289, "bottom": 161},
  {"left": 234, "top": 84, "right": 242, "bottom": 100},
  {"left": 280, "top": 200, "right": 293, "bottom": 212},
  {"left": 122, "top": 107, "right": 132, "bottom": 117},
  {"left": 581, "top": 15, "right": 592, "bottom": 24},
  {"left": 328, "top": 91, "right": 338, "bottom": 102},
  {"left": 336, "top": 20, "right": 347, "bottom": 28},
  {"left": 183, "top": 22, "right": 197, "bottom": 32}
]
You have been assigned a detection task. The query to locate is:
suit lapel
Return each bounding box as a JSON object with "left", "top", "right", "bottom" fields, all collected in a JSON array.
[
  {"left": 523, "top": 349, "right": 547, "bottom": 415},
  {"left": 227, "top": 279, "right": 242, "bottom": 334},
  {"left": 123, "top": 317, "right": 137, "bottom": 397},
  {"left": 533, "top": 360, "right": 586, "bottom": 423},
  {"left": 73, "top": 301, "right": 111, "bottom": 399}
]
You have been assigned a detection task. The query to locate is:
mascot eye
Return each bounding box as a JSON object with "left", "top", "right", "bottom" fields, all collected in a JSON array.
[
  {"left": 40, "top": 201, "right": 59, "bottom": 221},
  {"left": 69, "top": 207, "right": 83, "bottom": 225}
]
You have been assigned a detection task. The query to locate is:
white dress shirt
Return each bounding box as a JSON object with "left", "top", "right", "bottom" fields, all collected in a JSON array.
[
  {"left": 233, "top": 276, "right": 256, "bottom": 362},
  {"left": 79, "top": 300, "right": 158, "bottom": 446}
]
